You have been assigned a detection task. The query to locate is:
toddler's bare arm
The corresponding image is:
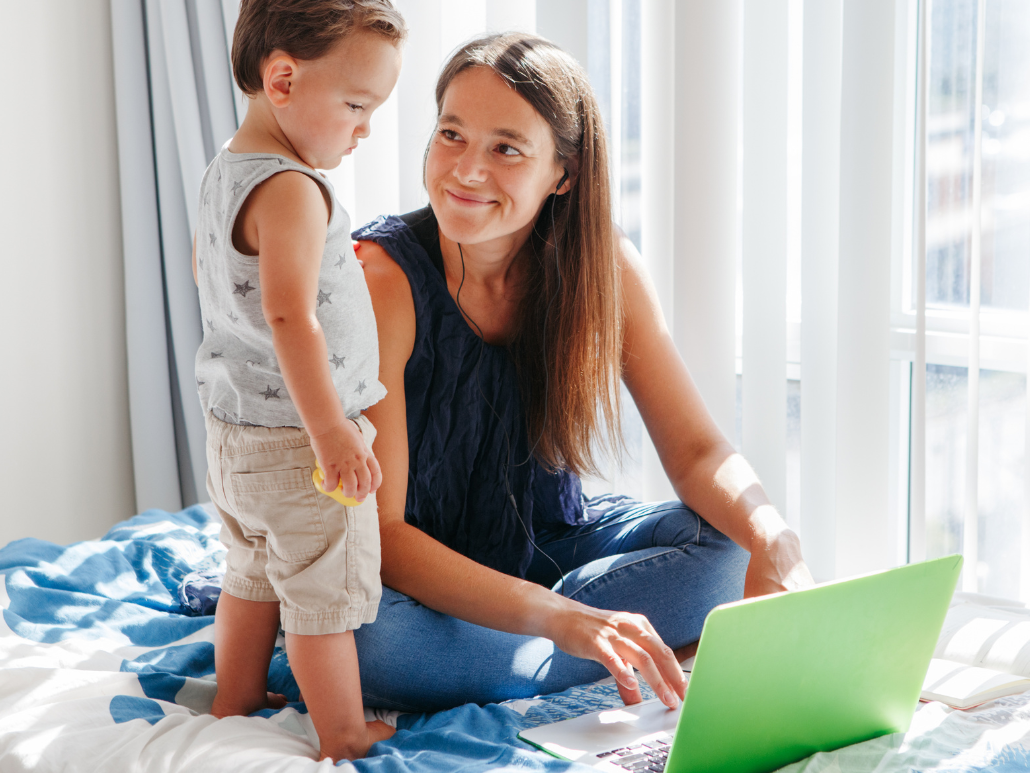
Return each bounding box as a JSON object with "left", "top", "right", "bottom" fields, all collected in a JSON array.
[{"left": 245, "top": 171, "right": 380, "bottom": 500}]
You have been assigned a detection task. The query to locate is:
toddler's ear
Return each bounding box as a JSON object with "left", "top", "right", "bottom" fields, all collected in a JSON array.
[{"left": 263, "top": 55, "right": 297, "bottom": 108}]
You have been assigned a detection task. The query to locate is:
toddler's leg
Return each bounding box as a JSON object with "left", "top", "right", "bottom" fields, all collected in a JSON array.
[
  {"left": 287, "top": 630, "right": 394, "bottom": 762},
  {"left": 211, "top": 592, "right": 286, "bottom": 717}
]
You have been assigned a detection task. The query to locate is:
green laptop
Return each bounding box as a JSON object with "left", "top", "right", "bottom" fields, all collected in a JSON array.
[{"left": 519, "top": 554, "right": 962, "bottom": 773}]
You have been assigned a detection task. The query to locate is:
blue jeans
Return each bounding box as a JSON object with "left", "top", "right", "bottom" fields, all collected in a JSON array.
[{"left": 354, "top": 500, "right": 749, "bottom": 712}]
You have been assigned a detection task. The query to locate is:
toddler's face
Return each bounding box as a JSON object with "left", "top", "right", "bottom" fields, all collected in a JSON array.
[{"left": 274, "top": 30, "right": 401, "bottom": 169}]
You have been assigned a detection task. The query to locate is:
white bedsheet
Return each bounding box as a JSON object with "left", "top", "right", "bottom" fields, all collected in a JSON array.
[{"left": 3, "top": 508, "right": 1030, "bottom": 772}]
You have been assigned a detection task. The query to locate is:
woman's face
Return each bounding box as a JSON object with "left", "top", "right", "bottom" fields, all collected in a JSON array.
[{"left": 426, "top": 66, "right": 569, "bottom": 249}]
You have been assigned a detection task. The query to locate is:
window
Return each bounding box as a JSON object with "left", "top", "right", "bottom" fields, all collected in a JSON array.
[{"left": 897, "top": 0, "right": 1030, "bottom": 597}]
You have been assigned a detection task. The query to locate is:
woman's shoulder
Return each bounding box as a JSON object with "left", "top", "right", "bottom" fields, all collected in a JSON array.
[
  {"left": 359, "top": 239, "right": 414, "bottom": 314},
  {"left": 614, "top": 225, "right": 663, "bottom": 329},
  {"left": 355, "top": 237, "right": 416, "bottom": 368},
  {"left": 353, "top": 210, "right": 443, "bottom": 280},
  {"left": 357, "top": 237, "right": 407, "bottom": 287}
]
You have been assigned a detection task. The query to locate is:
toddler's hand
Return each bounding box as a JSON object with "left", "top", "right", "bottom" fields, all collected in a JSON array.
[{"left": 310, "top": 421, "right": 382, "bottom": 503}]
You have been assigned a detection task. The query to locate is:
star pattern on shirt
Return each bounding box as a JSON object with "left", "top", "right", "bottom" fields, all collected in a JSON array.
[
  {"left": 206, "top": 319, "right": 216, "bottom": 332},
  {"left": 277, "top": 158, "right": 285, "bottom": 166},
  {"left": 231, "top": 180, "right": 244, "bottom": 196},
  {"left": 261, "top": 386, "right": 282, "bottom": 400},
  {"left": 208, "top": 232, "right": 216, "bottom": 247},
  {"left": 217, "top": 171, "right": 222, "bottom": 183},
  {"left": 227, "top": 311, "right": 239, "bottom": 324},
  {"left": 335, "top": 253, "right": 347, "bottom": 269},
  {"left": 198, "top": 256, "right": 204, "bottom": 268},
  {"left": 196, "top": 377, "right": 205, "bottom": 387},
  {"left": 317, "top": 289, "right": 332, "bottom": 306},
  {"left": 210, "top": 351, "right": 224, "bottom": 359},
  {"left": 204, "top": 192, "right": 211, "bottom": 206},
  {"left": 234, "top": 280, "right": 255, "bottom": 297},
  {"left": 355, "top": 380, "right": 367, "bottom": 395},
  {"left": 330, "top": 354, "right": 346, "bottom": 369}
]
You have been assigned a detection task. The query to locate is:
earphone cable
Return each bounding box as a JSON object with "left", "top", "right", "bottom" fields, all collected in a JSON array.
[{"left": 455, "top": 238, "right": 567, "bottom": 596}]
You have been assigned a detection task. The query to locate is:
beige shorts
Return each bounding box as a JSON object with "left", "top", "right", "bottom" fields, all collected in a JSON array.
[{"left": 204, "top": 412, "right": 381, "bottom": 635}]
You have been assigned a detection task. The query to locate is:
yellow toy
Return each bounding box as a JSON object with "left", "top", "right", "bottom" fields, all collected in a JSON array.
[{"left": 312, "top": 463, "right": 362, "bottom": 507}]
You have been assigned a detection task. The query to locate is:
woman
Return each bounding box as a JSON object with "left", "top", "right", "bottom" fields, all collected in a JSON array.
[{"left": 355, "top": 32, "right": 813, "bottom": 713}]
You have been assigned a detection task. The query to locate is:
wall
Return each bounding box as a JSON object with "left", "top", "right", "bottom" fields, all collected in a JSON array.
[{"left": 0, "top": 0, "right": 134, "bottom": 545}]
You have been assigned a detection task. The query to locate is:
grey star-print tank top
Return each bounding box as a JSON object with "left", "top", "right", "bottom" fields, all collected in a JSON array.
[{"left": 194, "top": 148, "right": 386, "bottom": 427}]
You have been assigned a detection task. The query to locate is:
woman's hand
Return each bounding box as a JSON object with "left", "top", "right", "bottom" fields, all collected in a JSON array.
[
  {"left": 547, "top": 601, "right": 686, "bottom": 709},
  {"left": 743, "top": 505, "right": 815, "bottom": 597}
]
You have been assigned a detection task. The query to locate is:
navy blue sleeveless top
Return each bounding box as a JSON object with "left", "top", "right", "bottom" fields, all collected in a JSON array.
[{"left": 353, "top": 209, "right": 587, "bottom": 578}]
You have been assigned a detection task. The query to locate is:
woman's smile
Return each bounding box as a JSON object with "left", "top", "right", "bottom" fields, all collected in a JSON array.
[{"left": 445, "top": 189, "right": 496, "bottom": 206}]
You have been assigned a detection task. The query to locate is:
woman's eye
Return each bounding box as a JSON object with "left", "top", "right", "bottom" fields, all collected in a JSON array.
[
  {"left": 497, "top": 144, "right": 521, "bottom": 157},
  {"left": 439, "top": 129, "right": 462, "bottom": 142}
]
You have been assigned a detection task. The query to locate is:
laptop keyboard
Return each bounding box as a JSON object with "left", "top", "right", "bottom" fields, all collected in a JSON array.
[{"left": 595, "top": 732, "right": 674, "bottom": 771}]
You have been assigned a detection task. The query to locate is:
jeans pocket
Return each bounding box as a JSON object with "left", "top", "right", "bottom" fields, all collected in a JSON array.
[{"left": 230, "top": 467, "right": 327, "bottom": 563}]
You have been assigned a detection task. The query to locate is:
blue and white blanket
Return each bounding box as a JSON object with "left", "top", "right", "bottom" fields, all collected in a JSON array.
[{"left": 1, "top": 506, "right": 1029, "bottom": 772}]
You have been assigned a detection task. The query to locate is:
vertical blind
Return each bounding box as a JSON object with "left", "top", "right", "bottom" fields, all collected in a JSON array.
[{"left": 906, "top": 0, "right": 1030, "bottom": 600}]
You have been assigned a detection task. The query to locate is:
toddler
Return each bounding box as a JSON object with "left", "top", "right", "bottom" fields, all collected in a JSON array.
[{"left": 192, "top": 0, "right": 404, "bottom": 761}]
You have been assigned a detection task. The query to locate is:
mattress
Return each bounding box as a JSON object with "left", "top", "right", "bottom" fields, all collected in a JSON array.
[{"left": 1, "top": 506, "right": 1028, "bottom": 772}]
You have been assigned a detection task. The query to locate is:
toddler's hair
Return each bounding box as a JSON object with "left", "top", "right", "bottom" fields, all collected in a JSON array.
[{"left": 232, "top": 0, "right": 407, "bottom": 96}]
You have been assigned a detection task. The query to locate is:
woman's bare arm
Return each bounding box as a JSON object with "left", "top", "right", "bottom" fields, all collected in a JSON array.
[
  {"left": 360, "top": 240, "right": 685, "bottom": 708},
  {"left": 616, "top": 230, "right": 814, "bottom": 597}
]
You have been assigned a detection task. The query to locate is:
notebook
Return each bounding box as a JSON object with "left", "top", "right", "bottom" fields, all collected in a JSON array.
[{"left": 919, "top": 595, "right": 1030, "bottom": 708}]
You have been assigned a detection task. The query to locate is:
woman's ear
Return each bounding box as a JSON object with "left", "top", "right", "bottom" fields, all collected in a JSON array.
[
  {"left": 556, "top": 159, "right": 579, "bottom": 195},
  {"left": 556, "top": 168, "right": 570, "bottom": 194},
  {"left": 262, "top": 54, "right": 297, "bottom": 108}
]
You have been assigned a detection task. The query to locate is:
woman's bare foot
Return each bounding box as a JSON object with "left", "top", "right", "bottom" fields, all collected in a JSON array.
[
  {"left": 267, "top": 691, "right": 288, "bottom": 710},
  {"left": 317, "top": 720, "right": 396, "bottom": 762},
  {"left": 211, "top": 690, "right": 288, "bottom": 718},
  {"left": 366, "top": 719, "right": 396, "bottom": 746}
]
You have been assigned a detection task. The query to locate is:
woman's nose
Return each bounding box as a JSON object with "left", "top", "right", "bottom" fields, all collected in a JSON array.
[{"left": 454, "top": 147, "right": 487, "bottom": 185}]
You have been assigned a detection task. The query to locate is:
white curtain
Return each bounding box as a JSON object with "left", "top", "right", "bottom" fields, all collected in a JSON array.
[
  {"left": 110, "top": 0, "right": 241, "bottom": 510},
  {"left": 636, "top": 0, "right": 906, "bottom": 583},
  {"left": 650, "top": 0, "right": 1030, "bottom": 597}
]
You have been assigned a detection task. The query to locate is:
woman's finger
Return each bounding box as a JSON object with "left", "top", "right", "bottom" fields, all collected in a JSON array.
[
  {"left": 599, "top": 638, "right": 643, "bottom": 706},
  {"left": 633, "top": 620, "right": 687, "bottom": 699},
  {"left": 597, "top": 641, "right": 638, "bottom": 694},
  {"left": 615, "top": 676, "right": 644, "bottom": 707},
  {"left": 613, "top": 636, "right": 680, "bottom": 709}
]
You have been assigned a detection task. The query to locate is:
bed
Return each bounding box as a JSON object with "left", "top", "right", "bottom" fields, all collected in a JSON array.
[{"left": 2, "top": 506, "right": 1029, "bottom": 772}]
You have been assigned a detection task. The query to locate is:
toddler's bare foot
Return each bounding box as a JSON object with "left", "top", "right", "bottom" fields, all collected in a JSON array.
[
  {"left": 317, "top": 720, "right": 396, "bottom": 762},
  {"left": 211, "top": 691, "right": 288, "bottom": 718}
]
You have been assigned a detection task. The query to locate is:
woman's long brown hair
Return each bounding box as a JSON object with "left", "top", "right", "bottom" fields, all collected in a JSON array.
[{"left": 434, "top": 33, "right": 623, "bottom": 477}]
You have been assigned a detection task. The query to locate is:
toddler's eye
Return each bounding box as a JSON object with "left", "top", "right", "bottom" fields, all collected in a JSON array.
[
  {"left": 497, "top": 144, "right": 521, "bottom": 157},
  {"left": 347, "top": 103, "right": 364, "bottom": 112}
]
